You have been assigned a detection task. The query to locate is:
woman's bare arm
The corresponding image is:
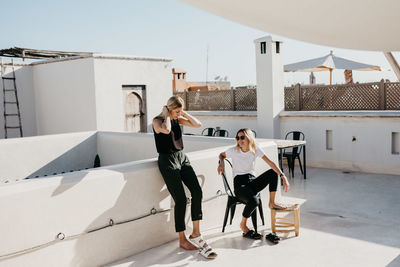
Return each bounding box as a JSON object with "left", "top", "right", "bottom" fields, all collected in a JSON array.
[
  {"left": 261, "top": 155, "right": 290, "bottom": 192},
  {"left": 178, "top": 110, "right": 202, "bottom": 128}
]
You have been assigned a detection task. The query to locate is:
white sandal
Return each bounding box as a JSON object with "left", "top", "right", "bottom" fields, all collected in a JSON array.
[{"left": 189, "top": 235, "right": 217, "bottom": 259}]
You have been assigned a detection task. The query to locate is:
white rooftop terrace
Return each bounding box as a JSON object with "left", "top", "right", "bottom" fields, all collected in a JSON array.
[
  {"left": 0, "top": 130, "right": 399, "bottom": 266},
  {"left": 108, "top": 167, "right": 400, "bottom": 267}
]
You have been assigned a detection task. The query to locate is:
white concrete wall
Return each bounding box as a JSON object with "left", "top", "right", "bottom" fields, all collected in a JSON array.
[
  {"left": 97, "top": 132, "right": 157, "bottom": 166},
  {"left": 92, "top": 57, "right": 172, "bottom": 133},
  {"left": 33, "top": 58, "right": 97, "bottom": 135},
  {"left": 182, "top": 111, "right": 258, "bottom": 137},
  {"left": 0, "top": 64, "right": 37, "bottom": 138},
  {"left": 0, "top": 135, "right": 279, "bottom": 267},
  {"left": 2, "top": 54, "right": 172, "bottom": 138},
  {"left": 0, "top": 130, "right": 241, "bottom": 184},
  {"left": 280, "top": 111, "right": 400, "bottom": 175},
  {"left": 0, "top": 131, "right": 97, "bottom": 183},
  {"left": 97, "top": 131, "right": 237, "bottom": 167}
]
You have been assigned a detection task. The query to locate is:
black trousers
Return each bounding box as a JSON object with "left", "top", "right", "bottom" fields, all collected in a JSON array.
[
  {"left": 158, "top": 151, "right": 203, "bottom": 232},
  {"left": 234, "top": 169, "right": 278, "bottom": 218}
]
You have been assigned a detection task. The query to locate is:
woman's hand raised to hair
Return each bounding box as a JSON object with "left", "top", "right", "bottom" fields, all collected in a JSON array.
[{"left": 162, "top": 106, "right": 169, "bottom": 118}]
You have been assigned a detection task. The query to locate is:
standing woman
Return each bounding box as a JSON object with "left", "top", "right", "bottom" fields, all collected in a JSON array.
[
  {"left": 217, "top": 128, "right": 290, "bottom": 240},
  {"left": 153, "top": 96, "right": 217, "bottom": 259}
]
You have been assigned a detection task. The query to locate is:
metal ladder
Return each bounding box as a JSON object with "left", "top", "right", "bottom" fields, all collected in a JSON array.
[{"left": 1, "top": 59, "right": 23, "bottom": 138}]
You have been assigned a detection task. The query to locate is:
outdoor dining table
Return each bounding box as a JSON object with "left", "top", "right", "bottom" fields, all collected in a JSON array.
[{"left": 273, "top": 139, "right": 307, "bottom": 179}]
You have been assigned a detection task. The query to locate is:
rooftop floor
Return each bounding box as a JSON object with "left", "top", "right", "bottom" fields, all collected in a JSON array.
[{"left": 107, "top": 167, "right": 400, "bottom": 267}]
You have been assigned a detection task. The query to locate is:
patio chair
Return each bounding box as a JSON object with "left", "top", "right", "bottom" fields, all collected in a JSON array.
[
  {"left": 283, "top": 131, "right": 305, "bottom": 177},
  {"left": 213, "top": 129, "right": 229, "bottom": 137},
  {"left": 201, "top": 127, "right": 215, "bottom": 136},
  {"left": 219, "top": 159, "right": 265, "bottom": 233},
  {"left": 251, "top": 129, "right": 257, "bottom": 138}
]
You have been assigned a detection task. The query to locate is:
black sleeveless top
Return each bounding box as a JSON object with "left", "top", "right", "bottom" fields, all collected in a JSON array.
[{"left": 153, "top": 116, "right": 184, "bottom": 154}]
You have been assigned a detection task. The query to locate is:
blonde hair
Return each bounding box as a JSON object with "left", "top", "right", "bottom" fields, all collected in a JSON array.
[
  {"left": 167, "top": 96, "right": 184, "bottom": 111},
  {"left": 235, "top": 128, "right": 257, "bottom": 154}
]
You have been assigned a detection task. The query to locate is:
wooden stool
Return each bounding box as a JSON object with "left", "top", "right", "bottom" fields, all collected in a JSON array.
[{"left": 270, "top": 204, "right": 300, "bottom": 236}]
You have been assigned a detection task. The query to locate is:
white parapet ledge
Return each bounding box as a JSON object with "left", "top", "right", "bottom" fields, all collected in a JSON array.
[
  {"left": 187, "top": 110, "right": 257, "bottom": 117},
  {"left": 26, "top": 53, "right": 172, "bottom": 66},
  {"left": 92, "top": 53, "right": 172, "bottom": 62},
  {"left": 280, "top": 110, "right": 400, "bottom": 118}
]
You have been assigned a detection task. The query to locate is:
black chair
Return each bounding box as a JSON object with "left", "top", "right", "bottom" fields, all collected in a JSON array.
[
  {"left": 283, "top": 131, "right": 305, "bottom": 177},
  {"left": 213, "top": 129, "right": 229, "bottom": 137},
  {"left": 201, "top": 127, "right": 215, "bottom": 136},
  {"left": 251, "top": 129, "right": 257, "bottom": 138},
  {"left": 220, "top": 159, "right": 265, "bottom": 233}
]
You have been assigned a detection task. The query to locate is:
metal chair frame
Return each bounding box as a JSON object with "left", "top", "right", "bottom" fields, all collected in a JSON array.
[
  {"left": 284, "top": 131, "right": 305, "bottom": 177},
  {"left": 213, "top": 129, "right": 229, "bottom": 137},
  {"left": 219, "top": 159, "right": 265, "bottom": 233},
  {"left": 201, "top": 127, "right": 216, "bottom": 136}
]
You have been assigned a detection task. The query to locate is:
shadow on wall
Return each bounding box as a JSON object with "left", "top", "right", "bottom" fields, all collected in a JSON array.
[
  {"left": 68, "top": 163, "right": 207, "bottom": 265},
  {"left": 68, "top": 162, "right": 176, "bottom": 266},
  {"left": 27, "top": 133, "right": 98, "bottom": 179}
]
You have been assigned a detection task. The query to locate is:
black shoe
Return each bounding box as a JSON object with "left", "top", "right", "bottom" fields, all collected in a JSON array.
[
  {"left": 266, "top": 233, "right": 280, "bottom": 244},
  {"left": 242, "top": 230, "right": 262, "bottom": 240}
]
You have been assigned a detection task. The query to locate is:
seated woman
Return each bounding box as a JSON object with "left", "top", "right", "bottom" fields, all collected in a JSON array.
[{"left": 217, "top": 128, "right": 290, "bottom": 240}]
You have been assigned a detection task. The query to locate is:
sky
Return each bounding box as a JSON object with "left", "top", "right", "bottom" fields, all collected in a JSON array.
[{"left": 1, "top": 0, "right": 398, "bottom": 87}]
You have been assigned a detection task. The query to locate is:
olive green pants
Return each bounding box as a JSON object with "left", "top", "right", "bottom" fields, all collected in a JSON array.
[{"left": 158, "top": 151, "right": 203, "bottom": 232}]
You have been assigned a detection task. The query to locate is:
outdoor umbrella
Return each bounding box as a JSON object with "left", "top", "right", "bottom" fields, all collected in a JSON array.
[{"left": 284, "top": 51, "right": 381, "bottom": 85}]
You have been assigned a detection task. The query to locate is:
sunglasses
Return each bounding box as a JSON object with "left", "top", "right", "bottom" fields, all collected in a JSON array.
[{"left": 236, "top": 135, "right": 246, "bottom": 141}]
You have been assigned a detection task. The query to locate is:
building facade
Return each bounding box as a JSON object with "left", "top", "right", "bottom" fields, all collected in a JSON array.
[{"left": 0, "top": 54, "right": 172, "bottom": 138}]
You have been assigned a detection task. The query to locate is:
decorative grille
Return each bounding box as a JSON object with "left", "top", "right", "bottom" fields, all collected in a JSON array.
[
  {"left": 386, "top": 82, "right": 400, "bottom": 110},
  {"left": 175, "top": 82, "right": 400, "bottom": 111},
  {"left": 234, "top": 89, "right": 257, "bottom": 111}
]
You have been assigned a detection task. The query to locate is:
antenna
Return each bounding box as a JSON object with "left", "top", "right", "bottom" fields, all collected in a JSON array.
[{"left": 206, "top": 44, "right": 209, "bottom": 86}]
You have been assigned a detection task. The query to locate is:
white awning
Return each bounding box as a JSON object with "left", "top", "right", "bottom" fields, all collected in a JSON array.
[{"left": 181, "top": 0, "right": 400, "bottom": 51}]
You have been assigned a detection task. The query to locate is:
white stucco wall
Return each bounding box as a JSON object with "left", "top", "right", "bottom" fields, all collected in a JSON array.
[
  {"left": 0, "top": 133, "right": 279, "bottom": 267},
  {"left": 0, "top": 131, "right": 97, "bottom": 183},
  {"left": 0, "top": 64, "right": 37, "bottom": 139},
  {"left": 92, "top": 56, "right": 172, "bottom": 133},
  {"left": 182, "top": 111, "right": 258, "bottom": 137},
  {"left": 32, "top": 58, "right": 97, "bottom": 135},
  {"left": 280, "top": 111, "right": 400, "bottom": 175},
  {"left": 96, "top": 131, "right": 241, "bottom": 167},
  {"left": 2, "top": 54, "right": 173, "bottom": 138}
]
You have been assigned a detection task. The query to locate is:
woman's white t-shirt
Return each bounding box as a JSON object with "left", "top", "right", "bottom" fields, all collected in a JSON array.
[{"left": 224, "top": 145, "right": 265, "bottom": 177}]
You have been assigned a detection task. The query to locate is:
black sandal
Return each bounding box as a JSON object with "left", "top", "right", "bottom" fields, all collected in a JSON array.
[
  {"left": 266, "top": 233, "right": 280, "bottom": 244},
  {"left": 242, "top": 230, "right": 262, "bottom": 240}
]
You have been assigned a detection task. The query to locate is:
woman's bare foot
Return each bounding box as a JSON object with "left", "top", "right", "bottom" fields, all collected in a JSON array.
[
  {"left": 269, "top": 202, "right": 287, "bottom": 210},
  {"left": 240, "top": 222, "right": 250, "bottom": 234},
  {"left": 179, "top": 239, "right": 198, "bottom": 250}
]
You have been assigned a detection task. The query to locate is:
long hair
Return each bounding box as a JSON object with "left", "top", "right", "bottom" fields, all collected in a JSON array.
[
  {"left": 235, "top": 128, "right": 257, "bottom": 154},
  {"left": 166, "top": 96, "right": 184, "bottom": 111}
]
